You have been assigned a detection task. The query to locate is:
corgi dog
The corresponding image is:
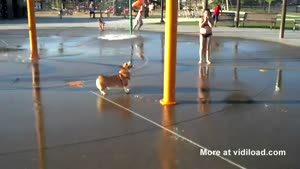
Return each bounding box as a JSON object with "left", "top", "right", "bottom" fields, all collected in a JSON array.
[{"left": 96, "top": 62, "right": 133, "bottom": 95}]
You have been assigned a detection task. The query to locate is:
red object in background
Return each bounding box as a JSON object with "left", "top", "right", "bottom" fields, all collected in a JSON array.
[
  {"left": 213, "top": 5, "right": 221, "bottom": 15},
  {"left": 132, "top": 0, "right": 144, "bottom": 8},
  {"left": 123, "top": 8, "right": 129, "bottom": 15},
  {"left": 212, "top": 42, "right": 219, "bottom": 48},
  {"left": 104, "top": 6, "right": 114, "bottom": 14}
]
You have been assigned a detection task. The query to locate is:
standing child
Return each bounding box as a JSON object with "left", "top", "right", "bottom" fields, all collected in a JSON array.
[
  {"left": 199, "top": 9, "right": 214, "bottom": 64},
  {"left": 133, "top": 6, "right": 144, "bottom": 31}
]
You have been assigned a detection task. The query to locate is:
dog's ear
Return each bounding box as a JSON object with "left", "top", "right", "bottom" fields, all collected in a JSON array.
[
  {"left": 120, "top": 63, "right": 126, "bottom": 68},
  {"left": 120, "top": 61, "right": 133, "bottom": 69},
  {"left": 126, "top": 61, "right": 133, "bottom": 68}
]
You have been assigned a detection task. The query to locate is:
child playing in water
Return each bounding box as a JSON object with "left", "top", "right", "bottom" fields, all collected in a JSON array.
[
  {"left": 133, "top": 6, "right": 144, "bottom": 31},
  {"left": 98, "top": 18, "right": 105, "bottom": 32},
  {"left": 132, "top": 0, "right": 144, "bottom": 11}
]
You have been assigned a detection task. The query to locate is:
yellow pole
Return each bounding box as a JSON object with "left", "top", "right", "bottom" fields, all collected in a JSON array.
[
  {"left": 160, "top": 0, "right": 178, "bottom": 105},
  {"left": 26, "top": 0, "right": 39, "bottom": 60}
]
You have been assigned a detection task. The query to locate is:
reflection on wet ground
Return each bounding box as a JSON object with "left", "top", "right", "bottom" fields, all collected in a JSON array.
[{"left": 1, "top": 29, "right": 300, "bottom": 169}]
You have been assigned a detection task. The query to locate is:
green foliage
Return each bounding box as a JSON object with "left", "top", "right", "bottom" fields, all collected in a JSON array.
[
  {"left": 43, "top": 3, "right": 52, "bottom": 9},
  {"left": 210, "top": 0, "right": 222, "bottom": 6},
  {"left": 265, "top": 0, "right": 275, "bottom": 13},
  {"left": 65, "top": 3, "right": 76, "bottom": 9},
  {"left": 241, "top": 0, "right": 259, "bottom": 6},
  {"left": 265, "top": 0, "right": 275, "bottom": 3}
]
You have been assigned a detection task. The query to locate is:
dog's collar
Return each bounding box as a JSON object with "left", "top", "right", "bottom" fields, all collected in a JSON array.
[
  {"left": 119, "top": 73, "right": 129, "bottom": 79},
  {"left": 118, "top": 73, "right": 129, "bottom": 84}
]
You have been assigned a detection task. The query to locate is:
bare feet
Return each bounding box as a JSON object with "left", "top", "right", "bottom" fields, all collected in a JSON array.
[{"left": 206, "top": 60, "right": 211, "bottom": 64}]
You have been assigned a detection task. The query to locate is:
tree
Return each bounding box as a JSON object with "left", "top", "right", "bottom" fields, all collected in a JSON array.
[{"left": 265, "top": 0, "right": 275, "bottom": 13}]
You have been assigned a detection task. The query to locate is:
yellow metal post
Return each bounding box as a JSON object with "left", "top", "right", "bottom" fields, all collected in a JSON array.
[
  {"left": 160, "top": 0, "right": 178, "bottom": 105},
  {"left": 26, "top": 0, "right": 39, "bottom": 60}
]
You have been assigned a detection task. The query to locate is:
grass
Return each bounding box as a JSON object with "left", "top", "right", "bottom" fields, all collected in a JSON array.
[
  {"left": 178, "top": 19, "right": 296, "bottom": 30},
  {"left": 240, "top": 21, "right": 295, "bottom": 29},
  {"left": 287, "top": 12, "right": 300, "bottom": 16}
]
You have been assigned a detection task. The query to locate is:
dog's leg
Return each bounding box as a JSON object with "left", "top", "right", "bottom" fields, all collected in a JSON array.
[
  {"left": 100, "top": 90, "right": 106, "bottom": 95},
  {"left": 96, "top": 78, "right": 106, "bottom": 95},
  {"left": 124, "top": 87, "right": 131, "bottom": 94}
]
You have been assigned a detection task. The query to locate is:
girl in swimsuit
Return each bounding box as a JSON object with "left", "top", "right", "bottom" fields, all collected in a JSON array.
[
  {"left": 199, "top": 9, "right": 214, "bottom": 64},
  {"left": 98, "top": 18, "right": 105, "bottom": 32}
]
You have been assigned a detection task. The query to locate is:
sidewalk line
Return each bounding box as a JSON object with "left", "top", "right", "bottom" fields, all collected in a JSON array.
[{"left": 89, "top": 90, "right": 247, "bottom": 169}]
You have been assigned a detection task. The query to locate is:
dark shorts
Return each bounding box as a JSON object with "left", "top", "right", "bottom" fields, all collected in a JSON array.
[
  {"left": 213, "top": 14, "right": 219, "bottom": 21},
  {"left": 200, "top": 33, "right": 212, "bottom": 38}
]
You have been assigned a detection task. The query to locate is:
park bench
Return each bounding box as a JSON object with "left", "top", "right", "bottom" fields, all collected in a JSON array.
[
  {"left": 234, "top": 11, "right": 247, "bottom": 26},
  {"left": 293, "top": 19, "right": 300, "bottom": 31},
  {"left": 181, "top": 7, "right": 200, "bottom": 18},
  {"left": 241, "top": 13, "right": 277, "bottom": 29},
  {"left": 218, "top": 12, "right": 235, "bottom": 27},
  {"left": 215, "top": 11, "right": 246, "bottom": 27}
]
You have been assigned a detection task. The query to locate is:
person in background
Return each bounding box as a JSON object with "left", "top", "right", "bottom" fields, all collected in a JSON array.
[
  {"left": 89, "top": 1, "right": 96, "bottom": 18},
  {"left": 212, "top": 4, "right": 222, "bottom": 27},
  {"left": 149, "top": 3, "right": 154, "bottom": 15}
]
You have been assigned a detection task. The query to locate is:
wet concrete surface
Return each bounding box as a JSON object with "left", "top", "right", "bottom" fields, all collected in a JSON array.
[{"left": 0, "top": 28, "right": 300, "bottom": 169}]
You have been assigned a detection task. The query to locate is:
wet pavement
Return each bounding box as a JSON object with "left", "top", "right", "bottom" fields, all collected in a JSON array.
[{"left": 1, "top": 18, "right": 300, "bottom": 169}]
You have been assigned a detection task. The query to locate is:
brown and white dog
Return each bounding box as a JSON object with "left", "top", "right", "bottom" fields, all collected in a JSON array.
[{"left": 96, "top": 62, "right": 133, "bottom": 95}]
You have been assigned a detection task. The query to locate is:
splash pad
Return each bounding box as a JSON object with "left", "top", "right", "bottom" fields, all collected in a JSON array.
[{"left": 98, "top": 34, "right": 138, "bottom": 41}]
